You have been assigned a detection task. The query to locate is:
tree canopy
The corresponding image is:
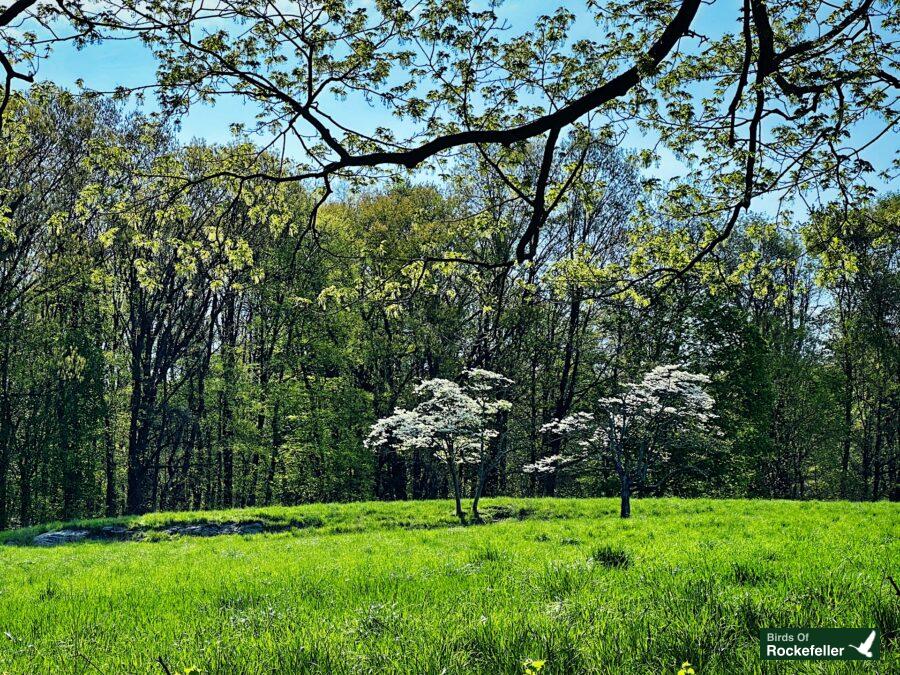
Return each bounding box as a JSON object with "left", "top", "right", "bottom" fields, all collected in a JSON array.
[
  {"left": 1, "top": 0, "right": 897, "bottom": 270},
  {"left": 0, "top": 2, "right": 896, "bottom": 524}
]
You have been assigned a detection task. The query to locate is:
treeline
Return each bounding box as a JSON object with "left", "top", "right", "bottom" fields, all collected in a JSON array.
[{"left": 0, "top": 89, "right": 897, "bottom": 528}]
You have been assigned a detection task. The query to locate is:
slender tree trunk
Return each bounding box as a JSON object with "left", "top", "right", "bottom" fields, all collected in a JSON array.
[
  {"left": 0, "top": 344, "right": 10, "bottom": 530},
  {"left": 264, "top": 393, "right": 283, "bottom": 506},
  {"left": 861, "top": 414, "right": 872, "bottom": 500},
  {"left": 472, "top": 464, "right": 487, "bottom": 523},
  {"left": 18, "top": 455, "right": 31, "bottom": 527},
  {"left": 247, "top": 380, "right": 266, "bottom": 507},
  {"left": 872, "top": 401, "right": 884, "bottom": 500},
  {"left": 219, "top": 290, "right": 238, "bottom": 508},
  {"left": 58, "top": 389, "right": 76, "bottom": 520},
  {"left": 620, "top": 475, "right": 631, "bottom": 519},
  {"left": 888, "top": 402, "right": 899, "bottom": 501},
  {"left": 447, "top": 441, "right": 465, "bottom": 523},
  {"left": 528, "top": 357, "right": 538, "bottom": 496},
  {"left": 544, "top": 290, "right": 583, "bottom": 496},
  {"left": 0, "top": 340, "right": 13, "bottom": 530},
  {"left": 104, "top": 403, "right": 117, "bottom": 516},
  {"left": 0, "top": 439, "right": 9, "bottom": 530},
  {"left": 839, "top": 328, "right": 854, "bottom": 498},
  {"left": 451, "top": 476, "right": 464, "bottom": 523},
  {"left": 104, "top": 310, "right": 120, "bottom": 516},
  {"left": 181, "top": 313, "right": 214, "bottom": 509}
]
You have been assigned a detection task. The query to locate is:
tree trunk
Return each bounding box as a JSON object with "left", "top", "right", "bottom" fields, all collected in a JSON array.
[
  {"left": 0, "top": 442, "right": 9, "bottom": 530},
  {"left": 218, "top": 290, "right": 238, "bottom": 508},
  {"left": 264, "top": 394, "right": 283, "bottom": 506},
  {"left": 472, "top": 465, "right": 487, "bottom": 523},
  {"left": 620, "top": 475, "right": 631, "bottom": 519},
  {"left": 18, "top": 456, "right": 31, "bottom": 527},
  {"left": 247, "top": 380, "right": 266, "bottom": 507},
  {"left": 0, "top": 343, "right": 11, "bottom": 530},
  {"left": 543, "top": 289, "right": 583, "bottom": 496},
  {"left": 839, "top": 336, "right": 854, "bottom": 498},
  {"left": 447, "top": 441, "right": 465, "bottom": 523},
  {"left": 125, "top": 373, "right": 156, "bottom": 514},
  {"left": 872, "top": 401, "right": 883, "bottom": 500},
  {"left": 452, "top": 479, "right": 464, "bottom": 523},
  {"left": 104, "top": 403, "right": 117, "bottom": 516},
  {"left": 58, "top": 389, "right": 76, "bottom": 520}
]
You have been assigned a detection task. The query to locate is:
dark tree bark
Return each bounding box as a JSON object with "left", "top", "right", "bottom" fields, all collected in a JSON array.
[
  {"left": 620, "top": 476, "right": 632, "bottom": 519},
  {"left": 0, "top": 341, "right": 11, "bottom": 529},
  {"left": 218, "top": 289, "right": 238, "bottom": 509}
]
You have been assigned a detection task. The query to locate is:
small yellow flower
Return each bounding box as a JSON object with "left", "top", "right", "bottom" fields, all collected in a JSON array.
[
  {"left": 523, "top": 658, "right": 546, "bottom": 674},
  {"left": 677, "top": 662, "right": 696, "bottom": 675}
]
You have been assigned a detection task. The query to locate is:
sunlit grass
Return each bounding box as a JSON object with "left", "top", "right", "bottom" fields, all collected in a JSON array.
[{"left": 0, "top": 498, "right": 897, "bottom": 673}]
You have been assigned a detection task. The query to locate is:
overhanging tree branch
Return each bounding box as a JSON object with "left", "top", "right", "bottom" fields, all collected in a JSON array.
[{"left": 309, "top": 0, "right": 702, "bottom": 174}]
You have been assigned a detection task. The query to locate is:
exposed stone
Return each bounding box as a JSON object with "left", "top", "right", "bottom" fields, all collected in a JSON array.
[
  {"left": 33, "top": 530, "right": 89, "bottom": 546},
  {"left": 163, "top": 521, "right": 266, "bottom": 538},
  {"left": 28, "top": 521, "right": 269, "bottom": 546},
  {"left": 97, "top": 525, "right": 130, "bottom": 539}
]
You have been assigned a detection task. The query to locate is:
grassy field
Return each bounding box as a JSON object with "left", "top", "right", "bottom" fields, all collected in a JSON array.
[{"left": 0, "top": 498, "right": 897, "bottom": 674}]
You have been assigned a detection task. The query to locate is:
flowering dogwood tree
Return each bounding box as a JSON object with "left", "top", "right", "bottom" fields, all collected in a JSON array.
[
  {"left": 525, "top": 365, "right": 718, "bottom": 518},
  {"left": 366, "top": 369, "right": 513, "bottom": 523}
]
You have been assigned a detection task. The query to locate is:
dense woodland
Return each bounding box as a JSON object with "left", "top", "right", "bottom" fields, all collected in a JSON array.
[{"left": 0, "top": 88, "right": 896, "bottom": 528}]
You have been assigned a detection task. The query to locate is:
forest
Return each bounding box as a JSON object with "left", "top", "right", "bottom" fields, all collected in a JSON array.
[
  {"left": 0, "top": 84, "right": 896, "bottom": 529},
  {"left": 0, "top": 1, "right": 898, "bottom": 671}
]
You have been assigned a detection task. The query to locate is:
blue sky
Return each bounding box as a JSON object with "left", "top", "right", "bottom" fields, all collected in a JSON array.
[
  {"left": 29, "top": 3, "right": 730, "bottom": 160},
  {"left": 21, "top": 0, "right": 897, "bottom": 202}
]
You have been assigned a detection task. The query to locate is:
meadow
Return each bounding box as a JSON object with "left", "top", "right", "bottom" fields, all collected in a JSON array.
[{"left": 0, "top": 498, "right": 897, "bottom": 674}]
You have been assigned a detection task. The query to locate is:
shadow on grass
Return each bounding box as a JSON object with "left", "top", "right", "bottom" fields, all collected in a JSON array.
[{"left": 0, "top": 499, "right": 557, "bottom": 547}]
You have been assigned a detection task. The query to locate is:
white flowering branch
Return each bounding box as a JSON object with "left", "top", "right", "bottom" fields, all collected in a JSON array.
[
  {"left": 366, "top": 369, "right": 513, "bottom": 522},
  {"left": 524, "top": 365, "right": 719, "bottom": 518}
]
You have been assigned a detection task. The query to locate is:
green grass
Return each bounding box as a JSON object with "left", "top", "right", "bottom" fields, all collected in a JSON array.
[
  {"left": 0, "top": 498, "right": 897, "bottom": 674},
  {"left": 0, "top": 499, "right": 540, "bottom": 546}
]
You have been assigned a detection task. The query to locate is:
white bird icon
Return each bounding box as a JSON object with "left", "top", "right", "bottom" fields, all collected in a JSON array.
[{"left": 849, "top": 630, "right": 876, "bottom": 658}]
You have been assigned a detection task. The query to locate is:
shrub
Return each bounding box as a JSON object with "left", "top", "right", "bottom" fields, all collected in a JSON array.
[{"left": 590, "top": 544, "right": 632, "bottom": 569}]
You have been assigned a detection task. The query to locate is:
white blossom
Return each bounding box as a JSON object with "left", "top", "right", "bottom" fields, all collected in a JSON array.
[
  {"left": 366, "top": 369, "right": 513, "bottom": 466},
  {"left": 525, "top": 365, "right": 719, "bottom": 477},
  {"left": 367, "top": 369, "right": 515, "bottom": 520}
]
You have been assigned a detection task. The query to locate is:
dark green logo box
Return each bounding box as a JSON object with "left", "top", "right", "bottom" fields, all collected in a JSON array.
[{"left": 760, "top": 628, "right": 880, "bottom": 660}]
